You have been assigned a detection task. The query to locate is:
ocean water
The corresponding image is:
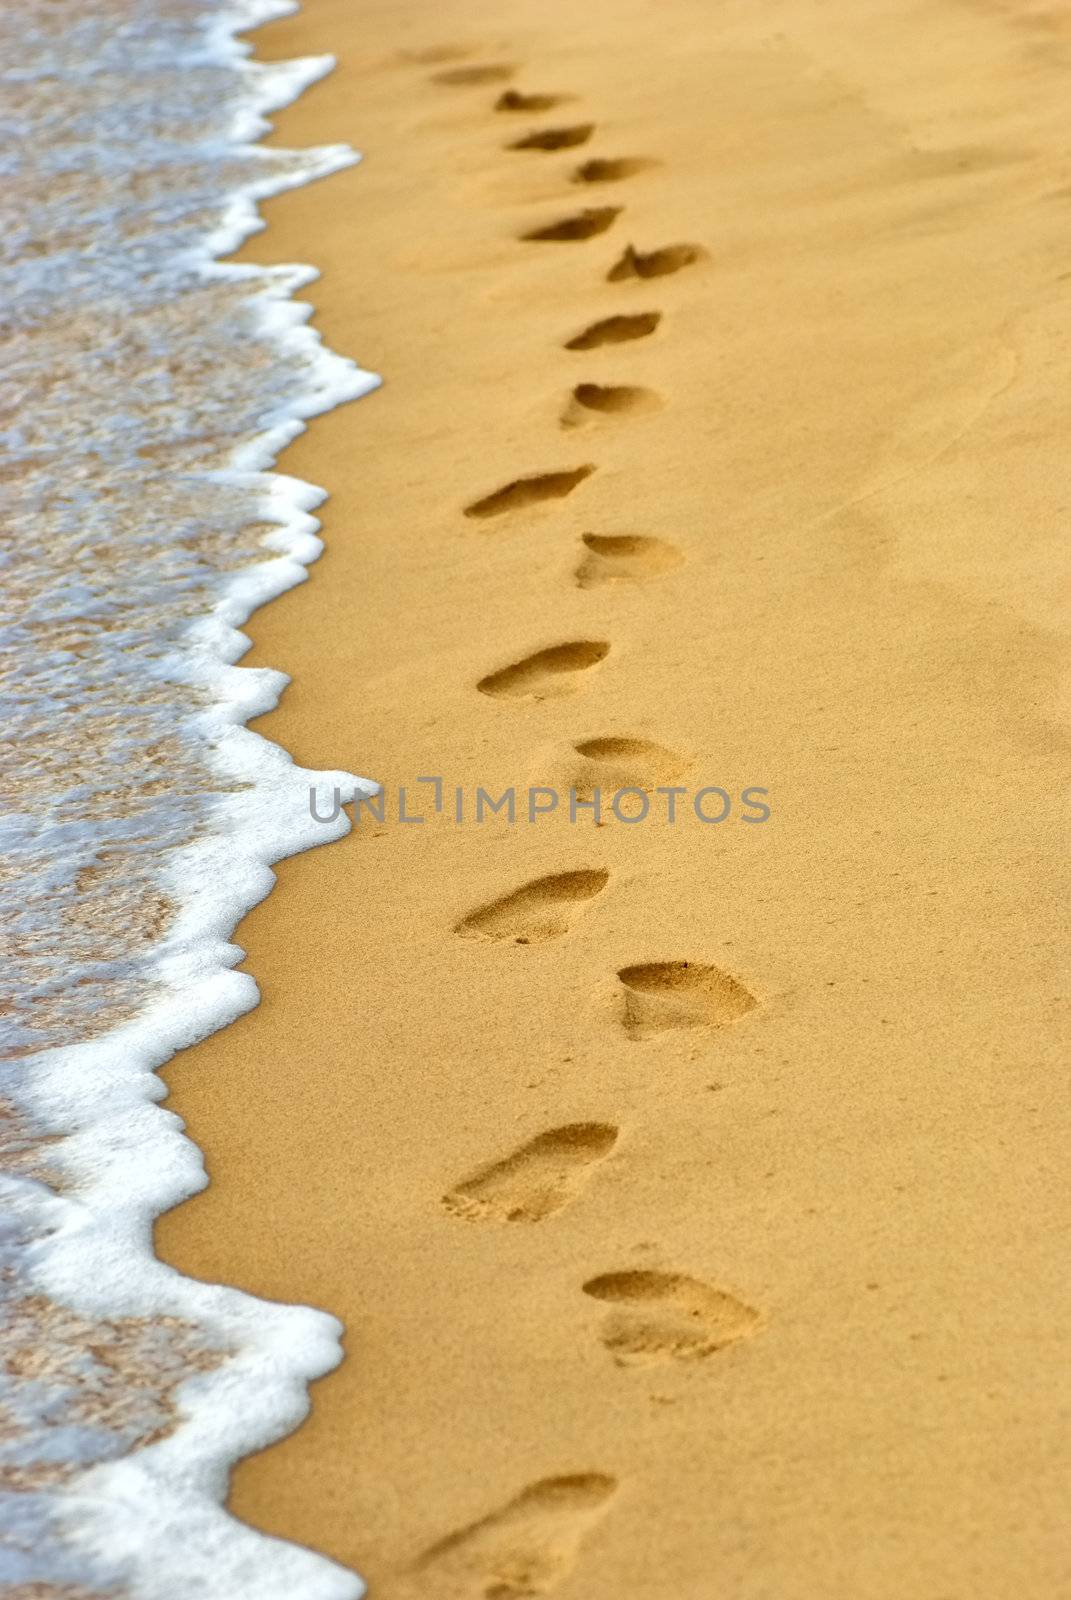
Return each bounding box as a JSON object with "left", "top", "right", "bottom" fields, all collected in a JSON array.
[{"left": 0, "top": 0, "right": 375, "bottom": 1592}]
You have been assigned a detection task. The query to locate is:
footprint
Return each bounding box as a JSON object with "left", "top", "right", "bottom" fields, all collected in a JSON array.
[
  {"left": 455, "top": 869, "right": 609, "bottom": 943},
  {"left": 616, "top": 961, "right": 758, "bottom": 1040},
  {"left": 509, "top": 125, "right": 594, "bottom": 151},
  {"left": 574, "top": 533, "right": 682, "bottom": 588},
  {"left": 572, "top": 157, "right": 657, "bottom": 184},
  {"left": 399, "top": 46, "right": 472, "bottom": 66},
  {"left": 571, "top": 736, "right": 686, "bottom": 796},
  {"left": 583, "top": 1271, "right": 760, "bottom": 1364},
  {"left": 478, "top": 641, "right": 609, "bottom": 700},
  {"left": 442, "top": 1123, "right": 618, "bottom": 1222},
  {"left": 606, "top": 243, "right": 704, "bottom": 281},
  {"left": 432, "top": 64, "right": 515, "bottom": 86},
  {"left": 564, "top": 313, "right": 660, "bottom": 350},
  {"left": 496, "top": 89, "right": 567, "bottom": 112},
  {"left": 413, "top": 1473, "right": 618, "bottom": 1597},
  {"left": 522, "top": 208, "right": 621, "bottom": 242},
  {"left": 464, "top": 466, "right": 594, "bottom": 521},
  {"left": 560, "top": 383, "right": 660, "bottom": 428},
  {"left": 533, "top": 736, "right": 686, "bottom": 802}
]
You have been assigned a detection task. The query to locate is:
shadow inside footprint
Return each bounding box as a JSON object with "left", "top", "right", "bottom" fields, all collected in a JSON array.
[
  {"left": 561, "top": 384, "right": 660, "bottom": 428},
  {"left": 575, "top": 533, "right": 682, "bottom": 588},
  {"left": 432, "top": 63, "right": 515, "bottom": 85},
  {"left": 583, "top": 1270, "right": 760, "bottom": 1364},
  {"left": 478, "top": 640, "right": 609, "bottom": 700},
  {"left": 456, "top": 869, "right": 608, "bottom": 943},
  {"left": 565, "top": 313, "right": 660, "bottom": 350},
  {"left": 510, "top": 125, "right": 594, "bottom": 151},
  {"left": 617, "top": 961, "right": 758, "bottom": 1039},
  {"left": 415, "top": 1473, "right": 618, "bottom": 1597},
  {"left": 522, "top": 208, "right": 621, "bottom": 242},
  {"left": 399, "top": 46, "right": 472, "bottom": 66},
  {"left": 571, "top": 736, "right": 686, "bottom": 796},
  {"left": 572, "top": 157, "right": 657, "bottom": 183},
  {"left": 607, "top": 243, "right": 705, "bottom": 281},
  {"left": 496, "top": 89, "right": 567, "bottom": 112},
  {"left": 465, "top": 466, "right": 594, "bottom": 520},
  {"left": 443, "top": 1122, "right": 618, "bottom": 1222}
]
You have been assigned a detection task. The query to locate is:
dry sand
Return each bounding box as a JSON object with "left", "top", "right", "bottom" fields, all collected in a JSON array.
[{"left": 157, "top": 1, "right": 1071, "bottom": 1594}]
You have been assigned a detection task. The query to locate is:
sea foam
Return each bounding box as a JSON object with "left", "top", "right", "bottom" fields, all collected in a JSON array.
[{"left": 0, "top": 0, "right": 374, "bottom": 1591}]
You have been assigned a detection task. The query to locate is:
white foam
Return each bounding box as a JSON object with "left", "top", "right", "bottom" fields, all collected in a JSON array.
[{"left": 0, "top": 0, "right": 379, "bottom": 1591}]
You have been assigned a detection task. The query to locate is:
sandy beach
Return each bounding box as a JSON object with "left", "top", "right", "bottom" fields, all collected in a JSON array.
[{"left": 157, "top": 1, "right": 1070, "bottom": 1594}]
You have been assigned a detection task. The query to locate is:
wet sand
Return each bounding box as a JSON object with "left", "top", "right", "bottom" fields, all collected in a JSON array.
[{"left": 158, "top": 1, "right": 1071, "bottom": 1594}]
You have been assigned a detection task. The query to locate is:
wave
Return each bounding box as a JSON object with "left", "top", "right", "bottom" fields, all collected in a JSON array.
[{"left": 0, "top": 0, "right": 374, "bottom": 1592}]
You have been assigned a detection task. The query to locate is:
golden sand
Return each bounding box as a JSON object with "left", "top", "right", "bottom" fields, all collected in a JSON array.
[{"left": 158, "top": 1, "right": 1071, "bottom": 1593}]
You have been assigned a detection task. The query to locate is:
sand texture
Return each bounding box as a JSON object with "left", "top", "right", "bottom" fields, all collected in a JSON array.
[{"left": 158, "top": 1, "right": 1071, "bottom": 1594}]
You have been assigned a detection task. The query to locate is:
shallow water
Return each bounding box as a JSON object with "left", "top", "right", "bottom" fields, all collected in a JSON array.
[{"left": 0, "top": 0, "right": 374, "bottom": 1591}]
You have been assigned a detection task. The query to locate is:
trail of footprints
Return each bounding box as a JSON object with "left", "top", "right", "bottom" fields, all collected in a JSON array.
[{"left": 417, "top": 56, "right": 761, "bottom": 1596}]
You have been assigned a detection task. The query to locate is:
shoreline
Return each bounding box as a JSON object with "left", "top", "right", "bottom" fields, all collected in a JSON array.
[
  {"left": 2, "top": 0, "right": 375, "bottom": 1589},
  {"left": 159, "top": 1, "right": 1071, "bottom": 1594}
]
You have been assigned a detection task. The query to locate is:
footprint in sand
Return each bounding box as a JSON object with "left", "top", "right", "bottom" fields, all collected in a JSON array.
[
  {"left": 509, "top": 125, "right": 594, "bottom": 152},
  {"left": 432, "top": 63, "right": 516, "bottom": 86},
  {"left": 534, "top": 735, "right": 687, "bottom": 802},
  {"left": 607, "top": 243, "right": 705, "bottom": 282},
  {"left": 574, "top": 533, "right": 682, "bottom": 588},
  {"left": 570, "top": 736, "right": 687, "bottom": 796},
  {"left": 572, "top": 157, "right": 658, "bottom": 184},
  {"left": 455, "top": 869, "right": 608, "bottom": 943},
  {"left": 522, "top": 208, "right": 621, "bottom": 242},
  {"left": 478, "top": 641, "right": 609, "bottom": 700},
  {"left": 413, "top": 1473, "right": 617, "bottom": 1598},
  {"left": 399, "top": 46, "right": 472, "bottom": 67},
  {"left": 442, "top": 1122, "right": 617, "bottom": 1223},
  {"left": 495, "top": 89, "right": 569, "bottom": 113},
  {"left": 583, "top": 1271, "right": 760, "bottom": 1364},
  {"left": 560, "top": 383, "right": 661, "bottom": 428},
  {"left": 564, "top": 312, "right": 661, "bottom": 350},
  {"left": 464, "top": 466, "right": 594, "bottom": 520},
  {"left": 617, "top": 961, "right": 758, "bottom": 1039}
]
